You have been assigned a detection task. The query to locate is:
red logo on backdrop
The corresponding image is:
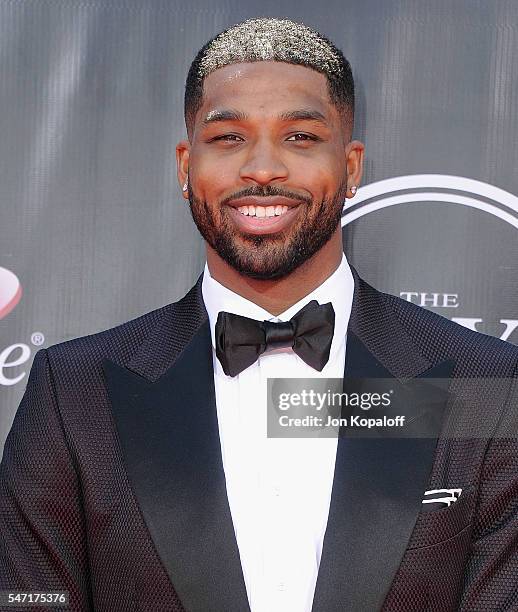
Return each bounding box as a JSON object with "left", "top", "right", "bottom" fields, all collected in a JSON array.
[{"left": 0, "top": 267, "right": 22, "bottom": 319}]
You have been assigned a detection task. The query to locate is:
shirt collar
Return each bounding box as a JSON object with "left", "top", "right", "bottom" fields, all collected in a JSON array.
[{"left": 201, "top": 253, "right": 355, "bottom": 360}]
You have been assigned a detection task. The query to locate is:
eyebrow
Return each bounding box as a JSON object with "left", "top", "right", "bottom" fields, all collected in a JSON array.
[
  {"left": 278, "top": 109, "right": 328, "bottom": 125},
  {"left": 202, "top": 109, "right": 248, "bottom": 125},
  {"left": 201, "top": 108, "right": 329, "bottom": 127}
]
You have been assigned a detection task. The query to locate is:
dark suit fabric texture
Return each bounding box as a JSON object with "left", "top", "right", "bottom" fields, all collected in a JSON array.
[{"left": 1, "top": 268, "right": 518, "bottom": 612}]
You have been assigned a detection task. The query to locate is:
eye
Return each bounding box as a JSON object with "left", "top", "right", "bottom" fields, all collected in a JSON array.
[
  {"left": 211, "top": 134, "right": 243, "bottom": 142},
  {"left": 286, "top": 133, "right": 318, "bottom": 142}
]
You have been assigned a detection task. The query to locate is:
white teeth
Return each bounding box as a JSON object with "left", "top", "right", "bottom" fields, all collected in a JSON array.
[{"left": 237, "top": 204, "right": 291, "bottom": 217}]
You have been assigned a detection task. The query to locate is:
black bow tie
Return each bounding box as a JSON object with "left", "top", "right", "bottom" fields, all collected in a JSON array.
[{"left": 215, "top": 300, "right": 335, "bottom": 377}]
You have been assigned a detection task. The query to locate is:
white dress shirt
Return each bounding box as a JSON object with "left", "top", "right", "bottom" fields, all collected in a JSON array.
[{"left": 201, "top": 255, "right": 354, "bottom": 612}]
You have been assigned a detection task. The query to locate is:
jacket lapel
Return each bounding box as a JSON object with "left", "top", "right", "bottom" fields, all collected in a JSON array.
[
  {"left": 102, "top": 279, "right": 250, "bottom": 612},
  {"left": 311, "top": 270, "right": 454, "bottom": 612}
]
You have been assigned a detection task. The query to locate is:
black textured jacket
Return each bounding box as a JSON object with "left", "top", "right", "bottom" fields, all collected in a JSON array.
[{"left": 1, "top": 268, "right": 517, "bottom": 611}]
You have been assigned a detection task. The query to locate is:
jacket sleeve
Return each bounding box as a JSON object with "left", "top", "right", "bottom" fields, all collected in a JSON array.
[
  {"left": 0, "top": 349, "right": 93, "bottom": 611},
  {"left": 459, "top": 367, "right": 518, "bottom": 611}
]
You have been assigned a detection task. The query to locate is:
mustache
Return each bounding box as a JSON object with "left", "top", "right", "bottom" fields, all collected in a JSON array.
[{"left": 220, "top": 185, "right": 312, "bottom": 207}]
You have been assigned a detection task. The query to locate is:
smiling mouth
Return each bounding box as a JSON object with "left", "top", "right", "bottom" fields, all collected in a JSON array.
[{"left": 225, "top": 199, "right": 302, "bottom": 235}]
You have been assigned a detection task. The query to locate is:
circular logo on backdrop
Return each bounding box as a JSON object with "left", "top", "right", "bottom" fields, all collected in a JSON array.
[
  {"left": 340, "top": 174, "right": 518, "bottom": 345},
  {"left": 341, "top": 174, "right": 518, "bottom": 229},
  {"left": 0, "top": 267, "right": 22, "bottom": 320}
]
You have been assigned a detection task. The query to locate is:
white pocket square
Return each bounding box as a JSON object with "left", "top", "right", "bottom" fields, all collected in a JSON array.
[{"left": 422, "top": 488, "right": 462, "bottom": 507}]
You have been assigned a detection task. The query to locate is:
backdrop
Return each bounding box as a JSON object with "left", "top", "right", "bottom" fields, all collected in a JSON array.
[{"left": 1, "top": 0, "right": 517, "bottom": 458}]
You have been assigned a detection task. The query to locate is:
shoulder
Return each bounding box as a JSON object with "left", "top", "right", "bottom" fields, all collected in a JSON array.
[
  {"left": 41, "top": 276, "right": 205, "bottom": 388},
  {"left": 363, "top": 276, "right": 518, "bottom": 376},
  {"left": 41, "top": 303, "right": 172, "bottom": 385}
]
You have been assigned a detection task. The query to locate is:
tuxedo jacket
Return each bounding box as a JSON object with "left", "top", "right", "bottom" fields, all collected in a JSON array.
[{"left": 1, "top": 268, "right": 518, "bottom": 612}]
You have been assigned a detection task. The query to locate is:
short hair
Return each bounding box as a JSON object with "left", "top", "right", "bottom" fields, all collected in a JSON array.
[{"left": 184, "top": 17, "right": 355, "bottom": 138}]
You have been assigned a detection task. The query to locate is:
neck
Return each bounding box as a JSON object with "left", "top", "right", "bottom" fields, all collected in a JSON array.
[{"left": 206, "top": 229, "right": 344, "bottom": 316}]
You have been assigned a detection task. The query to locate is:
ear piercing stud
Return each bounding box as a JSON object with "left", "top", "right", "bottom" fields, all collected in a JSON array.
[
  {"left": 350, "top": 185, "right": 357, "bottom": 195},
  {"left": 182, "top": 178, "right": 188, "bottom": 192}
]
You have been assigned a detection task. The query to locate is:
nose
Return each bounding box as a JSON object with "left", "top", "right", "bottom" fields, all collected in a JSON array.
[{"left": 239, "top": 138, "right": 289, "bottom": 185}]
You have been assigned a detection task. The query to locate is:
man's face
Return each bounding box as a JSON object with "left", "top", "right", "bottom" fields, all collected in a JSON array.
[{"left": 178, "top": 61, "right": 361, "bottom": 279}]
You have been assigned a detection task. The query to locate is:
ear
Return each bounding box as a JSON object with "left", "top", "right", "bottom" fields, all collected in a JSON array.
[
  {"left": 176, "top": 139, "right": 190, "bottom": 200},
  {"left": 345, "top": 140, "right": 365, "bottom": 198}
]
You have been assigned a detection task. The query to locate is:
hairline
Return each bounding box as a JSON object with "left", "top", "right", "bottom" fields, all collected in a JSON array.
[{"left": 186, "top": 59, "right": 353, "bottom": 141}]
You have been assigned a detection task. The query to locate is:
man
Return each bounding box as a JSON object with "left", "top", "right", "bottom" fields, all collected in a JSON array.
[{"left": 1, "top": 17, "right": 517, "bottom": 612}]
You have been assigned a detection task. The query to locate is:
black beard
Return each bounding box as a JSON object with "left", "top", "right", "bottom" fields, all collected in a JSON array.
[{"left": 188, "top": 181, "right": 347, "bottom": 280}]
